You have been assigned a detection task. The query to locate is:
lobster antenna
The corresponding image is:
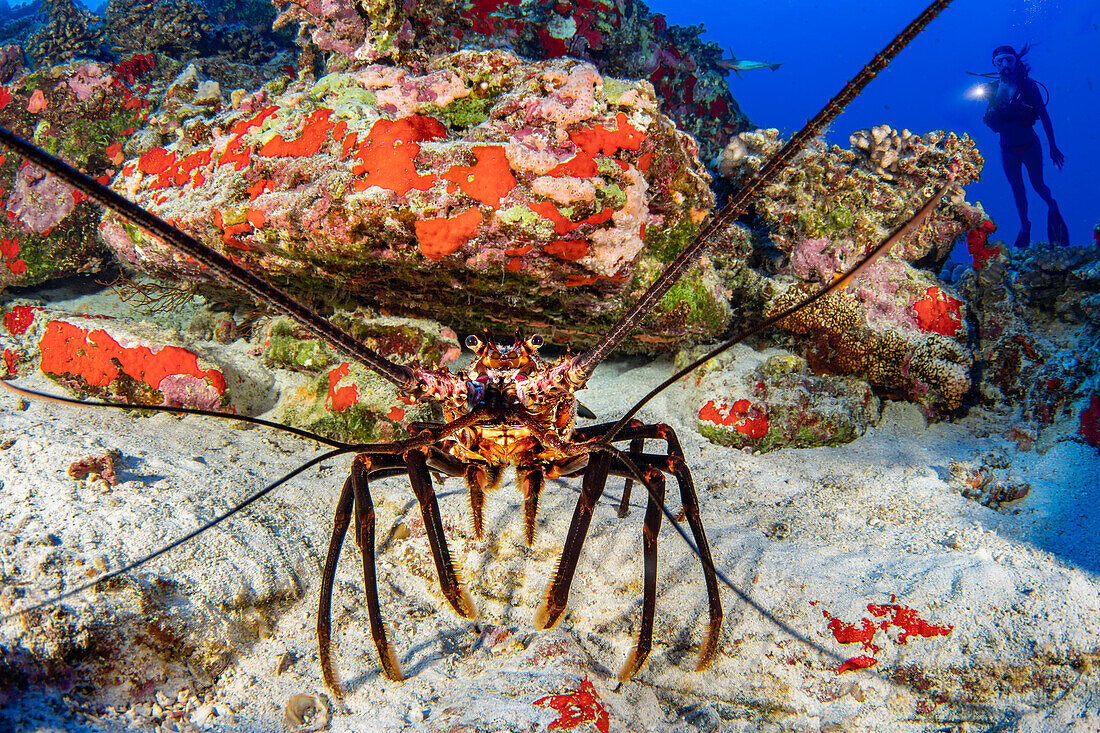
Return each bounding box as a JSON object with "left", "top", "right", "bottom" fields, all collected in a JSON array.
[
  {"left": 0, "top": 127, "right": 416, "bottom": 390},
  {"left": 571, "top": 0, "right": 954, "bottom": 380},
  {"left": 0, "top": 379, "right": 356, "bottom": 448},
  {"left": 1, "top": 445, "right": 355, "bottom": 622}
]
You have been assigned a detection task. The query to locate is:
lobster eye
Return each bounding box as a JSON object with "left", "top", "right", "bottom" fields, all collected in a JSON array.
[
  {"left": 530, "top": 334, "right": 544, "bottom": 348},
  {"left": 465, "top": 334, "right": 480, "bottom": 350}
]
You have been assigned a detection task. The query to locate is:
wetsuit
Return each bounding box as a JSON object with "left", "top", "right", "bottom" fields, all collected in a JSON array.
[{"left": 983, "top": 78, "right": 1068, "bottom": 246}]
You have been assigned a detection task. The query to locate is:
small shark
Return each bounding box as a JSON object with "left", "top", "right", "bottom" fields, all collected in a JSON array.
[{"left": 717, "top": 49, "right": 782, "bottom": 78}]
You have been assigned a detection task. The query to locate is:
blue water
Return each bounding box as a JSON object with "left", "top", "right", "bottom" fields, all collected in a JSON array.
[{"left": 648, "top": 0, "right": 1099, "bottom": 249}]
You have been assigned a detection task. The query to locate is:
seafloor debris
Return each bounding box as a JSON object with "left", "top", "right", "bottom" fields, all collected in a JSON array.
[
  {"left": 67, "top": 448, "right": 121, "bottom": 486},
  {"left": 283, "top": 692, "right": 330, "bottom": 733},
  {"left": 948, "top": 450, "right": 1030, "bottom": 512}
]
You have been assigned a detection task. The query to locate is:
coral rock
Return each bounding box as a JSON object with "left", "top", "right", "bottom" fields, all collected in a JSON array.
[
  {"left": 716, "top": 126, "right": 985, "bottom": 265},
  {"left": 99, "top": 50, "right": 718, "bottom": 352},
  {"left": 0, "top": 60, "right": 149, "bottom": 291},
  {"left": 960, "top": 244, "right": 1100, "bottom": 449},
  {"left": 678, "top": 346, "right": 880, "bottom": 451},
  {"left": 773, "top": 282, "right": 972, "bottom": 412},
  {"left": 27, "top": 312, "right": 230, "bottom": 411},
  {"left": 261, "top": 309, "right": 458, "bottom": 441}
]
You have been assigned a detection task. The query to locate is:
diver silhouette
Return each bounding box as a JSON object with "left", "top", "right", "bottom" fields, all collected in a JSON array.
[{"left": 981, "top": 44, "right": 1067, "bottom": 247}]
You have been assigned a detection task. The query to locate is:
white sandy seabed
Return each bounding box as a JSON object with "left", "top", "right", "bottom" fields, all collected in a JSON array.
[{"left": 1, "top": 345, "right": 1099, "bottom": 733}]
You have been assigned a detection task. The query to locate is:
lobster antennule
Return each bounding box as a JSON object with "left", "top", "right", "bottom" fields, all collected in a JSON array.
[
  {"left": 569, "top": 0, "right": 955, "bottom": 383},
  {"left": 0, "top": 126, "right": 417, "bottom": 391}
]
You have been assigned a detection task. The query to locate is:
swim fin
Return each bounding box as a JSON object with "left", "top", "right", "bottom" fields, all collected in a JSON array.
[{"left": 1048, "top": 202, "right": 1069, "bottom": 246}]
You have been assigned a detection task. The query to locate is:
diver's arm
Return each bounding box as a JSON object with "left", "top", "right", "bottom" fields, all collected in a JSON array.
[{"left": 1032, "top": 80, "right": 1064, "bottom": 168}]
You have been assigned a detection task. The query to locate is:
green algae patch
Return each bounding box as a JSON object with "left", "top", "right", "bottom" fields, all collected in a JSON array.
[
  {"left": 651, "top": 265, "right": 730, "bottom": 334},
  {"left": 646, "top": 215, "right": 699, "bottom": 264}
]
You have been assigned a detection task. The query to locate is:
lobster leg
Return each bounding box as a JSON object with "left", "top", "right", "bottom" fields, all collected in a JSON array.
[
  {"left": 317, "top": 466, "right": 354, "bottom": 693},
  {"left": 319, "top": 454, "right": 408, "bottom": 692},
  {"left": 617, "top": 463, "right": 664, "bottom": 681},
  {"left": 351, "top": 456, "right": 405, "bottom": 683},
  {"left": 406, "top": 449, "right": 476, "bottom": 620},
  {"left": 609, "top": 450, "right": 723, "bottom": 673},
  {"left": 617, "top": 434, "right": 646, "bottom": 518},
  {"left": 654, "top": 432, "right": 724, "bottom": 670},
  {"left": 576, "top": 421, "right": 724, "bottom": 673},
  {"left": 518, "top": 467, "right": 544, "bottom": 546},
  {"left": 535, "top": 449, "right": 612, "bottom": 630},
  {"left": 464, "top": 465, "right": 487, "bottom": 540}
]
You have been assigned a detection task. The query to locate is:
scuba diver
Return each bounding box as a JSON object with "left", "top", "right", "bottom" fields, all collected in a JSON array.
[{"left": 981, "top": 44, "right": 1067, "bottom": 247}]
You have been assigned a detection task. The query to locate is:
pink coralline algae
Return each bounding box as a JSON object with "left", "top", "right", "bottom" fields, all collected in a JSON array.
[
  {"left": 6, "top": 163, "right": 78, "bottom": 235},
  {"left": 65, "top": 62, "right": 115, "bottom": 102},
  {"left": 790, "top": 237, "right": 857, "bottom": 285},
  {"left": 274, "top": 0, "right": 415, "bottom": 64},
  {"left": 1080, "top": 394, "right": 1100, "bottom": 449}
]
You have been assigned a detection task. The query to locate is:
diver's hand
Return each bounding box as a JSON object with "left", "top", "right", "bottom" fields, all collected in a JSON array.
[{"left": 1051, "top": 145, "right": 1065, "bottom": 169}]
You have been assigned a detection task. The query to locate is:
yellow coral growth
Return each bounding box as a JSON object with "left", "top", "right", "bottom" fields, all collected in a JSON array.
[{"left": 773, "top": 283, "right": 972, "bottom": 410}]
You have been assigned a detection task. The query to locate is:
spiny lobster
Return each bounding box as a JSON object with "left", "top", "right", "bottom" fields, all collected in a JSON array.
[{"left": 0, "top": 0, "right": 956, "bottom": 697}]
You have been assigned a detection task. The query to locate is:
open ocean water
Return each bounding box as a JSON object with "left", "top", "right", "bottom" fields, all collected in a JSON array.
[{"left": 651, "top": 0, "right": 1099, "bottom": 252}]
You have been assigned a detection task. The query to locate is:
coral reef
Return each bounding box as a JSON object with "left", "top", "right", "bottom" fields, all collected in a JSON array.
[
  {"left": 959, "top": 243, "right": 1100, "bottom": 451},
  {"left": 716, "top": 126, "right": 984, "bottom": 264},
  {"left": 98, "top": 50, "right": 720, "bottom": 351},
  {"left": 771, "top": 283, "right": 972, "bottom": 412},
  {"left": 25, "top": 0, "right": 104, "bottom": 66},
  {"left": 467, "top": 0, "right": 751, "bottom": 163},
  {"left": 273, "top": 0, "right": 457, "bottom": 67},
  {"left": 1, "top": 300, "right": 460, "bottom": 442},
  {"left": 3, "top": 0, "right": 294, "bottom": 94},
  {"left": 711, "top": 126, "right": 988, "bottom": 413},
  {"left": 271, "top": 0, "right": 750, "bottom": 162},
  {"left": 0, "top": 60, "right": 154, "bottom": 290}
]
